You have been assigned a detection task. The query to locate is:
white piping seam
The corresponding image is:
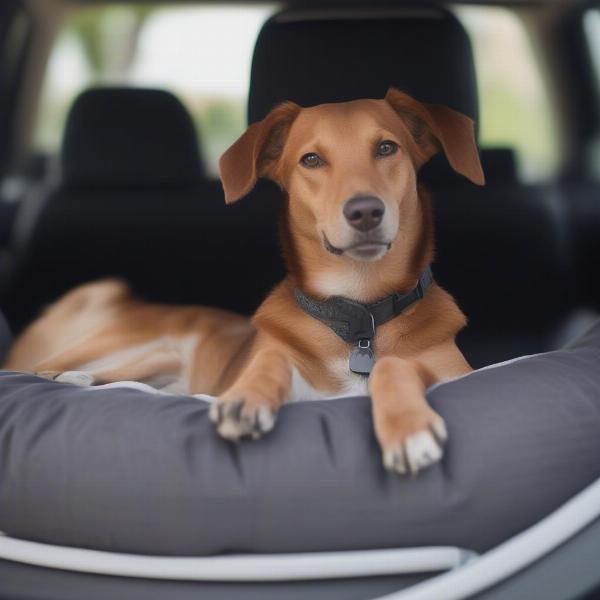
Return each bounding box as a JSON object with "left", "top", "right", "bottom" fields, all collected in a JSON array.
[
  {"left": 80, "top": 353, "right": 543, "bottom": 399},
  {"left": 1, "top": 474, "right": 598, "bottom": 586},
  {"left": 372, "top": 475, "right": 600, "bottom": 600},
  {"left": 0, "top": 540, "right": 473, "bottom": 582},
  {"left": 426, "top": 352, "right": 543, "bottom": 393}
]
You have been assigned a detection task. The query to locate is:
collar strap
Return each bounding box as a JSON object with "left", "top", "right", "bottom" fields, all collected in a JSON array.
[{"left": 293, "top": 267, "right": 434, "bottom": 344}]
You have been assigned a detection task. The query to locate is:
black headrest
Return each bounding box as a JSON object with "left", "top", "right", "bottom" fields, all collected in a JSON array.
[
  {"left": 422, "top": 148, "right": 518, "bottom": 184},
  {"left": 61, "top": 87, "right": 203, "bottom": 187},
  {"left": 479, "top": 148, "right": 518, "bottom": 182},
  {"left": 249, "top": 8, "right": 478, "bottom": 125}
]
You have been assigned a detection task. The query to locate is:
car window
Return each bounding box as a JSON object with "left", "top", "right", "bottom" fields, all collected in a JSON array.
[
  {"left": 583, "top": 7, "right": 600, "bottom": 177},
  {"left": 33, "top": 3, "right": 276, "bottom": 175},
  {"left": 34, "top": 4, "right": 558, "bottom": 182},
  {"left": 456, "top": 5, "right": 559, "bottom": 182}
]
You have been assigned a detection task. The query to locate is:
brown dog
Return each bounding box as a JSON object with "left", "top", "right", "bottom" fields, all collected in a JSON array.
[{"left": 5, "top": 88, "right": 484, "bottom": 475}]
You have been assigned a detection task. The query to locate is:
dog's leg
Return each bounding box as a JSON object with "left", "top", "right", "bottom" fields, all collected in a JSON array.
[
  {"left": 33, "top": 336, "right": 183, "bottom": 388},
  {"left": 32, "top": 334, "right": 148, "bottom": 375},
  {"left": 210, "top": 345, "right": 292, "bottom": 440},
  {"left": 84, "top": 350, "right": 182, "bottom": 384},
  {"left": 369, "top": 356, "right": 447, "bottom": 476}
]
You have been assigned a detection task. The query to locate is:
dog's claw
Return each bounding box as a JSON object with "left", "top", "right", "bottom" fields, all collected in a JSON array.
[
  {"left": 211, "top": 397, "right": 276, "bottom": 441},
  {"left": 382, "top": 419, "right": 446, "bottom": 476},
  {"left": 226, "top": 399, "right": 244, "bottom": 422},
  {"left": 208, "top": 402, "right": 221, "bottom": 423},
  {"left": 429, "top": 418, "right": 448, "bottom": 445},
  {"left": 383, "top": 446, "right": 408, "bottom": 474}
]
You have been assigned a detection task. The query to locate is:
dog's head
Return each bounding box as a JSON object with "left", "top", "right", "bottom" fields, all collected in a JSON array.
[{"left": 220, "top": 88, "right": 484, "bottom": 263}]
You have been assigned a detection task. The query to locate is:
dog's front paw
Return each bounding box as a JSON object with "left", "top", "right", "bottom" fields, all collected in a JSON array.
[
  {"left": 209, "top": 394, "right": 277, "bottom": 441},
  {"left": 379, "top": 412, "right": 447, "bottom": 476}
]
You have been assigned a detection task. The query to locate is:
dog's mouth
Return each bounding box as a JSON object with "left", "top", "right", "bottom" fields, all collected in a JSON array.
[{"left": 323, "top": 234, "right": 392, "bottom": 261}]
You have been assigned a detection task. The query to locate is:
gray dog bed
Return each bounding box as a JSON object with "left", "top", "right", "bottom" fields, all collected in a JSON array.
[{"left": 0, "top": 322, "right": 599, "bottom": 558}]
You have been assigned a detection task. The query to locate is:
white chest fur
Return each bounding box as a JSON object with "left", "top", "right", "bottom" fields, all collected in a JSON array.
[{"left": 289, "top": 358, "right": 369, "bottom": 402}]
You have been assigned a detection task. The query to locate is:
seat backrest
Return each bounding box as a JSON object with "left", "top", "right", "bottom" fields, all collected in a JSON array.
[
  {"left": 560, "top": 181, "right": 600, "bottom": 311},
  {"left": 3, "top": 88, "right": 284, "bottom": 331},
  {"left": 430, "top": 180, "right": 573, "bottom": 365},
  {"left": 244, "top": 9, "right": 573, "bottom": 366}
]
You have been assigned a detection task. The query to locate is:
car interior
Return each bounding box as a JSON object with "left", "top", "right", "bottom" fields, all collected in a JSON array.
[
  {"left": 0, "top": 0, "right": 600, "bottom": 598},
  {"left": 1, "top": 1, "right": 599, "bottom": 367}
]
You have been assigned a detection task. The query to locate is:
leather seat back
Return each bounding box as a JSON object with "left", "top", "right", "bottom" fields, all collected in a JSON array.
[
  {"left": 3, "top": 88, "right": 283, "bottom": 331},
  {"left": 244, "top": 9, "right": 575, "bottom": 366}
]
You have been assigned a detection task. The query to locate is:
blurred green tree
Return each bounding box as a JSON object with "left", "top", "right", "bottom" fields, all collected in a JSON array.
[{"left": 70, "top": 5, "right": 158, "bottom": 77}]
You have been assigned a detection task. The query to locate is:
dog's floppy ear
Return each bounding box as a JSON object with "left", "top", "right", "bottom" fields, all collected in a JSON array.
[
  {"left": 219, "top": 101, "right": 301, "bottom": 203},
  {"left": 385, "top": 88, "right": 485, "bottom": 185}
]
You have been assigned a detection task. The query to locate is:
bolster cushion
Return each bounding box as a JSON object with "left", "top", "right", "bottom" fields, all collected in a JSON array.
[{"left": 0, "top": 323, "right": 599, "bottom": 555}]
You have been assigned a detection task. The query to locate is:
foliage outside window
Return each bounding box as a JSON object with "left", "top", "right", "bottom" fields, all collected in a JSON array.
[
  {"left": 457, "top": 6, "right": 559, "bottom": 181},
  {"left": 583, "top": 8, "right": 600, "bottom": 178},
  {"left": 34, "top": 4, "right": 275, "bottom": 175},
  {"left": 35, "top": 4, "right": 559, "bottom": 181}
]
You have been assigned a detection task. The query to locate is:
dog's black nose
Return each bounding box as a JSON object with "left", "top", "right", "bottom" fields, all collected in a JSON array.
[{"left": 343, "top": 196, "right": 385, "bottom": 232}]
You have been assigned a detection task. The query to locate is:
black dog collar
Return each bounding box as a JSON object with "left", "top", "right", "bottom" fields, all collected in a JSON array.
[{"left": 294, "top": 267, "right": 434, "bottom": 375}]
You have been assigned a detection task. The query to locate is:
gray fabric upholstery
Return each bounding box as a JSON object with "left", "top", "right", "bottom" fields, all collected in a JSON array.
[{"left": 0, "top": 323, "right": 599, "bottom": 556}]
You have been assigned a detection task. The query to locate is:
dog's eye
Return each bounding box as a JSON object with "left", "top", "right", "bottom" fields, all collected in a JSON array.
[
  {"left": 300, "top": 153, "right": 325, "bottom": 168},
  {"left": 376, "top": 141, "right": 398, "bottom": 158}
]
